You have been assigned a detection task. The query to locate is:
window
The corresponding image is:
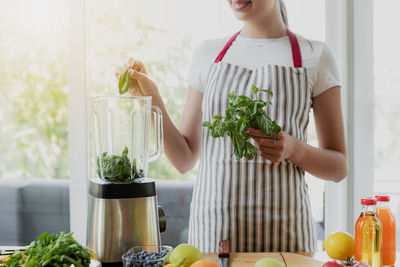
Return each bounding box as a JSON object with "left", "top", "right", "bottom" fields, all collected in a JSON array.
[
  {"left": 0, "top": 0, "right": 353, "bottom": 249},
  {"left": 373, "top": 0, "right": 400, "bottom": 246},
  {"left": 0, "top": 0, "right": 69, "bottom": 179}
]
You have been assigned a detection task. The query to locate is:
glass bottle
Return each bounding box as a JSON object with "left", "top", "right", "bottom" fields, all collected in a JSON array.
[
  {"left": 375, "top": 194, "right": 396, "bottom": 266},
  {"left": 355, "top": 197, "right": 383, "bottom": 267}
]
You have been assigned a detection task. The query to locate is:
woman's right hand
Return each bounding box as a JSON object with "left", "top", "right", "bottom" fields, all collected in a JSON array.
[{"left": 115, "top": 58, "right": 161, "bottom": 99}]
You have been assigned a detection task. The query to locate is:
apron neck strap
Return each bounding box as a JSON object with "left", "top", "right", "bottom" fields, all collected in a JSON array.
[
  {"left": 287, "top": 29, "right": 302, "bottom": 68},
  {"left": 214, "top": 31, "right": 241, "bottom": 63},
  {"left": 214, "top": 29, "right": 303, "bottom": 68}
]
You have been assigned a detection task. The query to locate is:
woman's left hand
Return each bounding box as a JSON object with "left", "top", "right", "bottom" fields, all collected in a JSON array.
[{"left": 246, "top": 129, "right": 296, "bottom": 162}]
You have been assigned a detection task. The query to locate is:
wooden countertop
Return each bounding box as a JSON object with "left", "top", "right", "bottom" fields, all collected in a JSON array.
[{"left": 204, "top": 252, "right": 323, "bottom": 267}]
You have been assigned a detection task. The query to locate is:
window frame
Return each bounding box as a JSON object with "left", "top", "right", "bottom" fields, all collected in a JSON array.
[
  {"left": 324, "top": 0, "right": 374, "bottom": 236},
  {"left": 69, "top": 0, "right": 88, "bottom": 244}
]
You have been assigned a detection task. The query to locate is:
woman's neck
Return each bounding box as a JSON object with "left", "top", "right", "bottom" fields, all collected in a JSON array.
[{"left": 240, "top": 8, "right": 287, "bottom": 39}]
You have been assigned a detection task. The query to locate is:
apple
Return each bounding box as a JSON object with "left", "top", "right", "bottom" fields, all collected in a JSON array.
[
  {"left": 168, "top": 244, "right": 204, "bottom": 267},
  {"left": 254, "top": 258, "right": 285, "bottom": 267}
]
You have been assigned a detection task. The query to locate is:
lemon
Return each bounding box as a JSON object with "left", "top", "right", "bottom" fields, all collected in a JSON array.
[{"left": 323, "top": 231, "right": 355, "bottom": 260}]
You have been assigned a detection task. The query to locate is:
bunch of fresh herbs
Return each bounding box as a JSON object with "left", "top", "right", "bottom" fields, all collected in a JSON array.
[
  {"left": 202, "top": 85, "right": 281, "bottom": 160},
  {"left": 97, "top": 146, "right": 143, "bottom": 182},
  {"left": 3, "top": 232, "right": 91, "bottom": 267}
]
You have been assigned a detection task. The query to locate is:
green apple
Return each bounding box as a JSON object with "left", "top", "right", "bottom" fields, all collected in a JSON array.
[
  {"left": 168, "top": 244, "right": 204, "bottom": 267},
  {"left": 254, "top": 258, "right": 285, "bottom": 267}
]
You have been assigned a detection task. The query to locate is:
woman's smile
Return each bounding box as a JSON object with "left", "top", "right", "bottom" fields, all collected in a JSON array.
[{"left": 230, "top": 0, "right": 252, "bottom": 12}]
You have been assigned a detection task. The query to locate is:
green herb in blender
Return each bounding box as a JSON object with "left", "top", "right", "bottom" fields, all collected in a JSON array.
[
  {"left": 3, "top": 232, "right": 91, "bottom": 267},
  {"left": 202, "top": 84, "right": 281, "bottom": 160},
  {"left": 97, "top": 146, "right": 143, "bottom": 182}
]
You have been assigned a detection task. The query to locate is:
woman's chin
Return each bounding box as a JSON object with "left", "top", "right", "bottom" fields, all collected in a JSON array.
[{"left": 232, "top": 11, "right": 253, "bottom": 22}]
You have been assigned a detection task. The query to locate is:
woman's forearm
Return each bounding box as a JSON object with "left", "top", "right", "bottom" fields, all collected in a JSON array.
[
  {"left": 288, "top": 137, "right": 348, "bottom": 183},
  {"left": 152, "top": 95, "right": 200, "bottom": 174}
]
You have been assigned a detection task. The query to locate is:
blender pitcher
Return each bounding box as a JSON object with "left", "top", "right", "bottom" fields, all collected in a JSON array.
[{"left": 90, "top": 96, "right": 163, "bottom": 182}]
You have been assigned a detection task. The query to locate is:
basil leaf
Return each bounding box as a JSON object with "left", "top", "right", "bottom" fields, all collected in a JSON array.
[
  {"left": 202, "top": 121, "right": 212, "bottom": 127},
  {"left": 251, "top": 84, "right": 259, "bottom": 95},
  {"left": 118, "top": 71, "right": 131, "bottom": 95},
  {"left": 259, "top": 89, "right": 274, "bottom": 96}
]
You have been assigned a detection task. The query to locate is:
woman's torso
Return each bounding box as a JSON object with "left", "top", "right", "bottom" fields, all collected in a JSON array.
[{"left": 188, "top": 32, "right": 340, "bottom": 253}]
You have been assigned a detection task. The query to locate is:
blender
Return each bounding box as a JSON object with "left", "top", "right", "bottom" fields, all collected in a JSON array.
[{"left": 86, "top": 96, "right": 165, "bottom": 266}]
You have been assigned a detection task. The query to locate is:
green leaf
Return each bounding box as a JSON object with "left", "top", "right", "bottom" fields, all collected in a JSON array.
[
  {"left": 118, "top": 71, "right": 131, "bottom": 95},
  {"left": 232, "top": 97, "right": 242, "bottom": 106},
  {"left": 251, "top": 102, "right": 258, "bottom": 116},
  {"left": 202, "top": 121, "right": 212, "bottom": 128},
  {"left": 272, "top": 120, "right": 281, "bottom": 133},
  {"left": 255, "top": 113, "right": 273, "bottom": 136},
  {"left": 251, "top": 84, "right": 259, "bottom": 95},
  {"left": 259, "top": 89, "right": 274, "bottom": 96}
]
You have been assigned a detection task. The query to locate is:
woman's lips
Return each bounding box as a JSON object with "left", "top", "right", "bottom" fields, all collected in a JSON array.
[{"left": 231, "top": 0, "right": 252, "bottom": 11}]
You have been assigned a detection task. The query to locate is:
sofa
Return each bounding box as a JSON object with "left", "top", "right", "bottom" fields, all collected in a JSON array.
[
  {"left": 0, "top": 179, "right": 193, "bottom": 247},
  {"left": 0, "top": 178, "right": 324, "bottom": 247}
]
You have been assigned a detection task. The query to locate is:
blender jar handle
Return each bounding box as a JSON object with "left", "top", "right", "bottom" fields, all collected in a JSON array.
[{"left": 148, "top": 105, "right": 163, "bottom": 162}]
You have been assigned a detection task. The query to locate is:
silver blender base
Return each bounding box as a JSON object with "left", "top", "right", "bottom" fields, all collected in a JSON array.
[{"left": 87, "top": 179, "right": 164, "bottom": 265}]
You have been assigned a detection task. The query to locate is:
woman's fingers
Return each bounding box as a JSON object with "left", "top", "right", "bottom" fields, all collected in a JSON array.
[
  {"left": 246, "top": 128, "right": 280, "bottom": 139},
  {"left": 129, "top": 69, "right": 148, "bottom": 81},
  {"left": 252, "top": 131, "right": 287, "bottom": 163},
  {"left": 246, "top": 128, "right": 266, "bottom": 137},
  {"left": 253, "top": 136, "right": 275, "bottom": 147},
  {"left": 257, "top": 145, "right": 280, "bottom": 156},
  {"left": 132, "top": 59, "right": 147, "bottom": 74},
  {"left": 114, "top": 58, "right": 148, "bottom": 79},
  {"left": 115, "top": 57, "right": 160, "bottom": 97}
]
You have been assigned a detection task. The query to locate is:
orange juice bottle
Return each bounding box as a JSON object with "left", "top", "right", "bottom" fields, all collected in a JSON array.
[
  {"left": 355, "top": 197, "right": 383, "bottom": 267},
  {"left": 375, "top": 194, "right": 396, "bottom": 266}
]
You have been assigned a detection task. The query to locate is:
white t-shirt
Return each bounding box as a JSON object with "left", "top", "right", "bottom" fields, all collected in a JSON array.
[{"left": 187, "top": 33, "right": 341, "bottom": 97}]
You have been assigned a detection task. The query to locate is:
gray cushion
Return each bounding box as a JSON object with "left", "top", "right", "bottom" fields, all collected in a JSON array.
[
  {"left": 0, "top": 179, "right": 70, "bottom": 245},
  {"left": 0, "top": 179, "right": 193, "bottom": 247}
]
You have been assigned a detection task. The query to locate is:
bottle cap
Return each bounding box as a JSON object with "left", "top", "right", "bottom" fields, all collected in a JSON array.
[
  {"left": 361, "top": 197, "right": 377, "bottom": 205},
  {"left": 375, "top": 194, "right": 390, "bottom": 202}
]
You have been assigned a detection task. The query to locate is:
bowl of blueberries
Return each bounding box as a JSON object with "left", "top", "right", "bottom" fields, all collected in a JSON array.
[{"left": 122, "top": 245, "right": 173, "bottom": 267}]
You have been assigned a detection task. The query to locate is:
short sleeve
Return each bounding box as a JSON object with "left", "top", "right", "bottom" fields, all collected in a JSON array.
[
  {"left": 313, "top": 44, "right": 341, "bottom": 97},
  {"left": 187, "top": 42, "right": 206, "bottom": 93}
]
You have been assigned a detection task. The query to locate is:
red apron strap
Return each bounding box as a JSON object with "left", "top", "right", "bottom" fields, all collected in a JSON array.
[
  {"left": 287, "top": 29, "right": 302, "bottom": 68},
  {"left": 214, "top": 31, "right": 241, "bottom": 63},
  {"left": 214, "top": 29, "right": 303, "bottom": 68}
]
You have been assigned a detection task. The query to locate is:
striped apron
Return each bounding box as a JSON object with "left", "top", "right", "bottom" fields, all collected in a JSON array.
[{"left": 188, "top": 30, "right": 317, "bottom": 253}]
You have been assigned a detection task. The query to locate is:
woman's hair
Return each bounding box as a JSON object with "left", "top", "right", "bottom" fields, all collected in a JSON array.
[{"left": 279, "top": 0, "right": 288, "bottom": 26}]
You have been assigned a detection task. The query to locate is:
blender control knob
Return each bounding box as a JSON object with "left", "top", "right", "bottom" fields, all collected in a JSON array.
[{"left": 158, "top": 206, "right": 166, "bottom": 233}]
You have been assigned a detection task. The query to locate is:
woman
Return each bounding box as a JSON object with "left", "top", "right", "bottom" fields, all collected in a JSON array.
[{"left": 117, "top": 0, "right": 347, "bottom": 253}]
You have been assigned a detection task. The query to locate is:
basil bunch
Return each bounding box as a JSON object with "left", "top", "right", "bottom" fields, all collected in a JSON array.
[
  {"left": 97, "top": 146, "right": 143, "bottom": 182},
  {"left": 202, "top": 85, "right": 281, "bottom": 160}
]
